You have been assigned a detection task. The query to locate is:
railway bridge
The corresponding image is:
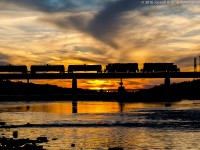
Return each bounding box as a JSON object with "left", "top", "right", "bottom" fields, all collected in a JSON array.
[{"left": 0, "top": 72, "right": 199, "bottom": 91}]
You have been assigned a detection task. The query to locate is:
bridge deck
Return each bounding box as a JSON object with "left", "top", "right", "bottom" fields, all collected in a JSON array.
[{"left": 0, "top": 72, "right": 199, "bottom": 79}]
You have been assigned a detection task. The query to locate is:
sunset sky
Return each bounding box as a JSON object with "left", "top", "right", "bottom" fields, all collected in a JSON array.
[{"left": 0, "top": 0, "right": 200, "bottom": 89}]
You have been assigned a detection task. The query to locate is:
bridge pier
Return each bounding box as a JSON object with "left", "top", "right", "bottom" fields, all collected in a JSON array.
[
  {"left": 26, "top": 79, "right": 30, "bottom": 98},
  {"left": 164, "top": 78, "right": 170, "bottom": 87},
  {"left": 118, "top": 78, "right": 125, "bottom": 93},
  {"left": 118, "top": 78, "right": 125, "bottom": 101},
  {"left": 72, "top": 76, "right": 77, "bottom": 95},
  {"left": 164, "top": 78, "right": 171, "bottom": 100}
]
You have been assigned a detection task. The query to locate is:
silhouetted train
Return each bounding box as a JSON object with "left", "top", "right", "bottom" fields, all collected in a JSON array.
[
  {"left": 104, "top": 63, "right": 139, "bottom": 73},
  {"left": 0, "top": 63, "right": 180, "bottom": 74},
  {"left": 68, "top": 64, "right": 102, "bottom": 73}
]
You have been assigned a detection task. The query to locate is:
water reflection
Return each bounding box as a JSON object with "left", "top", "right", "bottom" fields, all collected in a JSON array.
[
  {"left": 0, "top": 100, "right": 200, "bottom": 149},
  {"left": 119, "top": 103, "right": 124, "bottom": 113},
  {"left": 72, "top": 101, "right": 77, "bottom": 113},
  {"left": 0, "top": 101, "right": 192, "bottom": 114},
  {"left": 0, "top": 100, "right": 200, "bottom": 116}
]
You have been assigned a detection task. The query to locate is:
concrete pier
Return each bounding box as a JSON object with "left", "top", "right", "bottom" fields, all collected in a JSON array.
[
  {"left": 164, "top": 78, "right": 170, "bottom": 87},
  {"left": 72, "top": 76, "right": 77, "bottom": 94}
]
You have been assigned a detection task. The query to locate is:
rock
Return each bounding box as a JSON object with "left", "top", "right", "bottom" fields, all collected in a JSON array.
[
  {"left": 165, "top": 103, "right": 171, "bottom": 107},
  {"left": 0, "top": 122, "right": 6, "bottom": 126},
  {"left": 37, "top": 137, "right": 48, "bottom": 143},
  {"left": 52, "top": 138, "right": 58, "bottom": 140},
  {"left": 0, "top": 136, "right": 46, "bottom": 149},
  {"left": 13, "top": 131, "right": 18, "bottom": 138},
  {"left": 71, "top": 143, "right": 75, "bottom": 147},
  {"left": 26, "top": 122, "right": 32, "bottom": 127}
]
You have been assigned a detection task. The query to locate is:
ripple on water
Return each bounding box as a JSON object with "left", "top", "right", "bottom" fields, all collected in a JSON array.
[{"left": 1, "top": 100, "right": 200, "bottom": 149}]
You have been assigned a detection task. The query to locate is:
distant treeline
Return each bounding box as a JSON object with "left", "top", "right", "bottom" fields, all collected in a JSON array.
[
  {"left": 133, "top": 79, "right": 200, "bottom": 100},
  {"left": 0, "top": 79, "right": 200, "bottom": 101},
  {"left": 0, "top": 80, "right": 94, "bottom": 95}
]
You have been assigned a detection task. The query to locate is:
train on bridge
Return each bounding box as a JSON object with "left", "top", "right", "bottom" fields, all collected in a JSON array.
[{"left": 0, "top": 63, "right": 180, "bottom": 74}]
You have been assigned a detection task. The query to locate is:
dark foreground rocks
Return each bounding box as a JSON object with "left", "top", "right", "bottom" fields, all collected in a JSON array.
[{"left": 0, "top": 135, "right": 48, "bottom": 150}]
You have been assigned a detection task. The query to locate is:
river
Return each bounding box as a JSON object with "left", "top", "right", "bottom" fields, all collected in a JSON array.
[{"left": 0, "top": 100, "right": 200, "bottom": 149}]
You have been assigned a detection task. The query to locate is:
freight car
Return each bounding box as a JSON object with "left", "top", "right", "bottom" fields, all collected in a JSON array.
[
  {"left": 142, "top": 63, "right": 180, "bottom": 73},
  {"left": 68, "top": 64, "right": 102, "bottom": 73},
  {"left": 0, "top": 65, "right": 27, "bottom": 74},
  {"left": 105, "top": 63, "right": 139, "bottom": 73},
  {"left": 30, "top": 64, "right": 65, "bottom": 73}
]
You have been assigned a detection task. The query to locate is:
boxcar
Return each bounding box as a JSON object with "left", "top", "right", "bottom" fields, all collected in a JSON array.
[
  {"left": 68, "top": 65, "right": 102, "bottom": 73},
  {"left": 30, "top": 64, "right": 65, "bottom": 73},
  {"left": 0, "top": 65, "right": 27, "bottom": 74},
  {"left": 105, "top": 63, "right": 139, "bottom": 73}
]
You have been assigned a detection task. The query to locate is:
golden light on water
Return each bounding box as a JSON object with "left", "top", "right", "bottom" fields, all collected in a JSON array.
[
  {"left": 77, "top": 102, "right": 120, "bottom": 113},
  {"left": 0, "top": 101, "right": 177, "bottom": 115},
  {"left": 1, "top": 100, "right": 200, "bottom": 149}
]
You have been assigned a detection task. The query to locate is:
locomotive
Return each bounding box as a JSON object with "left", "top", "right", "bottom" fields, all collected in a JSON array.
[{"left": 141, "top": 63, "right": 180, "bottom": 73}]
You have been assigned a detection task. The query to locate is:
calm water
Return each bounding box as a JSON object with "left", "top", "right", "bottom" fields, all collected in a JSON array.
[{"left": 1, "top": 100, "right": 200, "bottom": 149}]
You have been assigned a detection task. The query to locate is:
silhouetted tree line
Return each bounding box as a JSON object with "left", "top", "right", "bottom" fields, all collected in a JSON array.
[
  {"left": 0, "top": 80, "right": 96, "bottom": 95},
  {"left": 133, "top": 79, "right": 200, "bottom": 100},
  {"left": 0, "top": 79, "right": 200, "bottom": 101}
]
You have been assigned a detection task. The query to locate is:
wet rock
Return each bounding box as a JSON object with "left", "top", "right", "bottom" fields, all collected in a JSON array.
[
  {"left": 13, "top": 131, "right": 18, "bottom": 138},
  {"left": 26, "top": 122, "right": 32, "bottom": 127},
  {"left": 0, "top": 122, "right": 6, "bottom": 126},
  {"left": 165, "top": 103, "right": 171, "bottom": 107},
  {"left": 0, "top": 135, "right": 47, "bottom": 150},
  {"left": 52, "top": 138, "right": 58, "bottom": 140},
  {"left": 108, "top": 147, "right": 123, "bottom": 150},
  {"left": 71, "top": 143, "right": 75, "bottom": 147},
  {"left": 37, "top": 137, "right": 48, "bottom": 143},
  {"left": 0, "top": 137, "right": 7, "bottom": 146}
]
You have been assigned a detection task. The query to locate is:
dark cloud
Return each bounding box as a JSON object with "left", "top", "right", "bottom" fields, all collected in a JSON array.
[
  {"left": 0, "top": 61, "right": 9, "bottom": 65},
  {"left": 175, "top": 56, "right": 195, "bottom": 68},
  {"left": 87, "top": 0, "right": 141, "bottom": 48},
  {"left": 72, "top": 55, "right": 109, "bottom": 64},
  {"left": 0, "top": 53, "right": 10, "bottom": 65},
  {"left": 48, "top": 0, "right": 143, "bottom": 48},
  {"left": 14, "top": 0, "right": 143, "bottom": 48},
  {"left": 0, "top": 0, "right": 76, "bottom": 12},
  {"left": 74, "top": 46, "right": 105, "bottom": 55}
]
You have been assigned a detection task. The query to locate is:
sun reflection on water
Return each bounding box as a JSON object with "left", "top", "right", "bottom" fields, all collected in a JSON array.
[{"left": 1, "top": 100, "right": 200, "bottom": 149}]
